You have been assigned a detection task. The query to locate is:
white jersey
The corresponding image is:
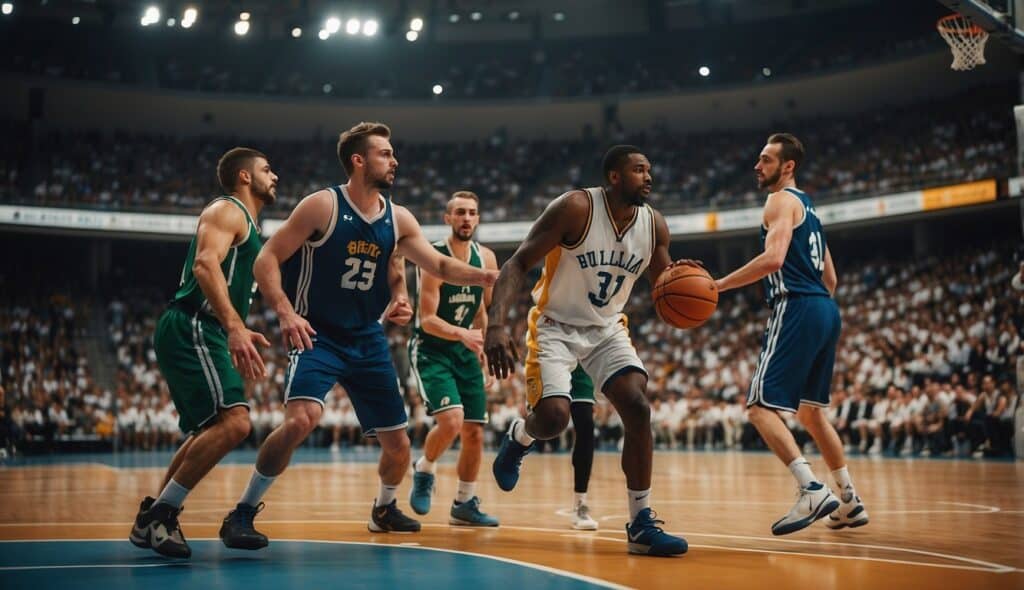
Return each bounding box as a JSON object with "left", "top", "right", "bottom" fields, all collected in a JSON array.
[{"left": 531, "top": 187, "right": 656, "bottom": 327}]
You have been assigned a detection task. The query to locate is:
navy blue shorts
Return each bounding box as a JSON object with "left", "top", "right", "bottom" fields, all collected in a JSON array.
[
  {"left": 284, "top": 328, "right": 407, "bottom": 437},
  {"left": 747, "top": 295, "right": 840, "bottom": 413}
]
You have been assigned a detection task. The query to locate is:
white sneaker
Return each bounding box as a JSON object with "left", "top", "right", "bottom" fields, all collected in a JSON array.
[
  {"left": 572, "top": 504, "right": 599, "bottom": 531},
  {"left": 771, "top": 484, "right": 840, "bottom": 536},
  {"left": 826, "top": 493, "right": 869, "bottom": 530}
]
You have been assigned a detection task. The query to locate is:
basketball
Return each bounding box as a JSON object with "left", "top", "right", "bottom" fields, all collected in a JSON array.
[{"left": 653, "top": 263, "right": 719, "bottom": 329}]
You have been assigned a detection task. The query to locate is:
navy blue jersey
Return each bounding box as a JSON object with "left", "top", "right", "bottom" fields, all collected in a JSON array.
[
  {"left": 760, "top": 188, "right": 831, "bottom": 304},
  {"left": 284, "top": 185, "right": 397, "bottom": 337}
]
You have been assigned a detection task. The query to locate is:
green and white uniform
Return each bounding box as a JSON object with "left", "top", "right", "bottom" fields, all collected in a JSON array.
[
  {"left": 409, "top": 239, "right": 489, "bottom": 423},
  {"left": 570, "top": 364, "right": 595, "bottom": 403},
  {"left": 153, "top": 196, "right": 261, "bottom": 434}
]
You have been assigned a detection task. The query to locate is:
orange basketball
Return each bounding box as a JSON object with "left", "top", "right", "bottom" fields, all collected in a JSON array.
[{"left": 652, "top": 263, "right": 718, "bottom": 329}]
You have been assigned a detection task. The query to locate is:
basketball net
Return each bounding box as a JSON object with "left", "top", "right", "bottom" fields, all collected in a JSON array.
[{"left": 937, "top": 13, "right": 989, "bottom": 70}]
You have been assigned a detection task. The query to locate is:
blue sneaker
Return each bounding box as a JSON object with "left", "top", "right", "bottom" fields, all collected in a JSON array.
[
  {"left": 492, "top": 418, "right": 533, "bottom": 492},
  {"left": 409, "top": 470, "right": 435, "bottom": 515},
  {"left": 450, "top": 497, "right": 500, "bottom": 527},
  {"left": 625, "top": 508, "right": 688, "bottom": 556}
]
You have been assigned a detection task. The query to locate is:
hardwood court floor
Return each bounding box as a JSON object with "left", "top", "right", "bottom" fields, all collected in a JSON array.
[{"left": 0, "top": 450, "right": 1021, "bottom": 589}]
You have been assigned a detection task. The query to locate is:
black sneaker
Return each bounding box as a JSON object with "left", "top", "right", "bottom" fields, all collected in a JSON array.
[
  {"left": 129, "top": 496, "right": 156, "bottom": 548},
  {"left": 368, "top": 500, "right": 422, "bottom": 533},
  {"left": 220, "top": 502, "right": 269, "bottom": 550},
  {"left": 142, "top": 502, "right": 192, "bottom": 559}
]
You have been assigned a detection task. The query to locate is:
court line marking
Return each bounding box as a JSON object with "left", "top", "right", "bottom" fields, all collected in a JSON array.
[
  {"left": 0, "top": 563, "right": 178, "bottom": 571},
  {"left": 2, "top": 521, "right": 1018, "bottom": 574},
  {"left": 0, "top": 538, "right": 630, "bottom": 589}
]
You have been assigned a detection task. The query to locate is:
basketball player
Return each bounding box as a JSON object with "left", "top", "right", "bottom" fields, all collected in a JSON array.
[
  {"left": 220, "top": 122, "right": 498, "bottom": 547},
  {"left": 129, "top": 148, "right": 277, "bottom": 558},
  {"left": 714, "top": 133, "right": 868, "bottom": 535},
  {"left": 485, "top": 145, "right": 689, "bottom": 556},
  {"left": 407, "top": 191, "right": 500, "bottom": 526}
]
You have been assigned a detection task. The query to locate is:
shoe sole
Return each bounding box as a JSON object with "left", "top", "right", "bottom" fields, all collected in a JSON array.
[
  {"left": 772, "top": 497, "right": 841, "bottom": 536},
  {"left": 220, "top": 536, "right": 269, "bottom": 550},
  {"left": 129, "top": 529, "right": 150, "bottom": 549},
  {"left": 367, "top": 521, "right": 421, "bottom": 534},
  {"left": 449, "top": 517, "right": 499, "bottom": 527},
  {"left": 572, "top": 522, "right": 599, "bottom": 531},
  {"left": 627, "top": 542, "right": 687, "bottom": 556},
  {"left": 826, "top": 516, "right": 870, "bottom": 530}
]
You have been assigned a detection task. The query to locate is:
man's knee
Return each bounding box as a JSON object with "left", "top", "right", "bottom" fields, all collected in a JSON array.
[
  {"left": 461, "top": 423, "right": 484, "bottom": 447},
  {"left": 219, "top": 407, "right": 251, "bottom": 443},
  {"left": 531, "top": 397, "right": 571, "bottom": 439},
  {"left": 434, "top": 409, "right": 465, "bottom": 437}
]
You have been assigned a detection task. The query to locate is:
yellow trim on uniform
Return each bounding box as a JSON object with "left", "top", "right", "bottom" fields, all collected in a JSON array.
[
  {"left": 530, "top": 247, "right": 562, "bottom": 314},
  {"left": 525, "top": 307, "right": 544, "bottom": 409}
]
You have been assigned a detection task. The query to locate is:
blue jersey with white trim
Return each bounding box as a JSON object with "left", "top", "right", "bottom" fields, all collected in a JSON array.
[
  {"left": 760, "top": 188, "right": 831, "bottom": 304},
  {"left": 283, "top": 185, "right": 397, "bottom": 336}
]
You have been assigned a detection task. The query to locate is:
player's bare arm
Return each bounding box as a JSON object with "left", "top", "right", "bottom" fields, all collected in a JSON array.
[
  {"left": 484, "top": 191, "right": 590, "bottom": 379},
  {"left": 254, "top": 190, "right": 333, "bottom": 351},
  {"left": 383, "top": 255, "right": 413, "bottom": 326},
  {"left": 394, "top": 204, "right": 498, "bottom": 287},
  {"left": 419, "top": 265, "right": 483, "bottom": 354},
  {"left": 714, "top": 191, "right": 801, "bottom": 292},
  {"left": 192, "top": 200, "right": 271, "bottom": 380},
  {"left": 822, "top": 246, "right": 838, "bottom": 296}
]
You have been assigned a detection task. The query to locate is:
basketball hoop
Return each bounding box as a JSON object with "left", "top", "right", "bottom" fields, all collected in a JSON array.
[{"left": 937, "top": 13, "right": 989, "bottom": 71}]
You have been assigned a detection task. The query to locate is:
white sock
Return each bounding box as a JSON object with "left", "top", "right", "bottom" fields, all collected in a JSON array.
[
  {"left": 512, "top": 419, "right": 535, "bottom": 446},
  {"left": 831, "top": 466, "right": 855, "bottom": 501},
  {"left": 415, "top": 456, "right": 436, "bottom": 474},
  {"left": 787, "top": 457, "right": 819, "bottom": 489},
  {"left": 376, "top": 481, "right": 398, "bottom": 506},
  {"left": 156, "top": 479, "right": 190, "bottom": 509},
  {"left": 455, "top": 480, "right": 476, "bottom": 504},
  {"left": 239, "top": 469, "right": 276, "bottom": 507},
  {"left": 574, "top": 492, "right": 587, "bottom": 508},
  {"left": 627, "top": 488, "right": 650, "bottom": 521}
]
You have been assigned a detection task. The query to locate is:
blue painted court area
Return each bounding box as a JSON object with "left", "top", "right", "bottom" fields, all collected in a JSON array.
[{"left": 0, "top": 540, "right": 612, "bottom": 590}]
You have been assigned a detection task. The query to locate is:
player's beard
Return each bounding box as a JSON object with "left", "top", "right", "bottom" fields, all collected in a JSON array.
[
  {"left": 758, "top": 168, "right": 781, "bottom": 190},
  {"left": 253, "top": 179, "right": 277, "bottom": 204},
  {"left": 628, "top": 184, "right": 651, "bottom": 206},
  {"left": 451, "top": 226, "right": 474, "bottom": 242},
  {"left": 371, "top": 169, "right": 394, "bottom": 190}
]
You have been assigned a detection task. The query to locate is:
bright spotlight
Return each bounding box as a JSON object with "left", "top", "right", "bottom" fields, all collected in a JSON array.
[
  {"left": 553, "top": 12, "right": 566, "bottom": 21},
  {"left": 239, "top": 12, "right": 250, "bottom": 21},
  {"left": 166, "top": 17, "right": 175, "bottom": 26},
  {"left": 432, "top": 84, "right": 443, "bottom": 95},
  {"left": 181, "top": 19, "right": 193, "bottom": 28},
  {"left": 362, "top": 19, "right": 378, "bottom": 36},
  {"left": 345, "top": 18, "right": 360, "bottom": 35},
  {"left": 410, "top": 17, "right": 423, "bottom": 32},
  {"left": 470, "top": 11, "right": 482, "bottom": 21},
  {"left": 508, "top": 11, "right": 520, "bottom": 21},
  {"left": 292, "top": 27, "right": 302, "bottom": 38},
  {"left": 318, "top": 29, "right": 329, "bottom": 40},
  {"left": 698, "top": 66, "right": 710, "bottom": 77},
  {"left": 141, "top": 6, "right": 159, "bottom": 26},
  {"left": 325, "top": 16, "right": 340, "bottom": 34},
  {"left": 448, "top": 13, "right": 459, "bottom": 23},
  {"left": 322, "top": 84, "right": 332, "bottom": 94},
  {"left": 71, "top": 16, "right": 80, "bottom": 25},
  {"left": 234, "top": 20, "right": 250, "bottom": 36},
  {"left": 183, "top": 7, "right": 197, "bottom": 22},
  {"left": 762, "top": 67, "right": 772, "bottom": 77},
  {"left": 1, "top": 3, "right": 12, "bottom": 16},
  {"left": 405, "top": 30, "right": 418, "bottom": 42}
]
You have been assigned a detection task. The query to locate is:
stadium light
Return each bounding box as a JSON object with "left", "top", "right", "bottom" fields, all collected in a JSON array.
[
  {"left": 432, "top": 84, "right": 443, "bottom": 95},
  {"left": 292, "top": 27, "right": 303, "bottom": 38},
  {"left": 508, "top": 11, "right": 520, "bottom": 21},
  {"left": 699, "top": 66, "right": 711, "bottom": 77},
  {"left": 323, "top": 84, "right": 332, "bottom": 94},
  {"left": 71, "top": 16, "right": 80, "bottom": 25},
  {"left": 325, "top": 16, "right": 340, "bottom": 34},
  {"left": 166, "top": 17, "right": 175, "bottom": 27},
  {"left": 448, "top": 13, "right": 460, "bottom": 23},
  {"left": 762, "top": 67, "right": 772, "bottom": 77},
  {"left": 234, "top": 20, "right": 249, "bottom": 36},
  {"left": 345, "top": 18, "right": 360, "bottom": 35},
  {"left": 553, "top": 12, "right": 566, "bottom": 22},
  {"left": 140, "top": 6, "right": 159, "bottom": 26},
  {"left": 183, "top": 7, "right": 197, "bottom": 22},
  {"left": 239, "top": 12, "right": 250, "bottom": 21},
  {"left": 470, "top": 11, "right": 482, "bottom": 21},
  {"left": 362, "top": 19, "right": 378, "bottom": 36},
  {"left": 406, "top": 30, "right": 418, "bottom": 42},
  {"left": 410, "top": 17, "right": 423, "bottom": 32},
  {"left": 318, "top": 29, "right": 329, "bottom": 40},
  {"left": 1, "top": 3, "right": 12, "bottom": 16}
]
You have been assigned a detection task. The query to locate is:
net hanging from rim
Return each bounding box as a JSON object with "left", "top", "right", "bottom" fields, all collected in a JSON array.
[{"left": 937, "top": 13, "right": 989, "bottom": 71}]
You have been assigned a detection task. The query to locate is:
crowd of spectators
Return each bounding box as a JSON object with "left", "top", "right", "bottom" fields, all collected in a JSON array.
[
  {"left": 3, "top": 86, "right": 1015, "bottom": 222},
  {"left": 5, "top": 239, "right": 1017, "bottom": 460}
]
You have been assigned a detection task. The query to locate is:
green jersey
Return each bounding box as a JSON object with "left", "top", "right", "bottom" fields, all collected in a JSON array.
[
  {"left": 413, "top": 239, "right": 485, "bottom": 350},
  {"left": 172, "top": 196, "right": 262, "bottom": 322}
]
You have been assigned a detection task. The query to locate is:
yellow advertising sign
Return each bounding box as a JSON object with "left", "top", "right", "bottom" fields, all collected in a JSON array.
[{"left": 921, "top": 179, "right": 997, "bottom": 211}]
